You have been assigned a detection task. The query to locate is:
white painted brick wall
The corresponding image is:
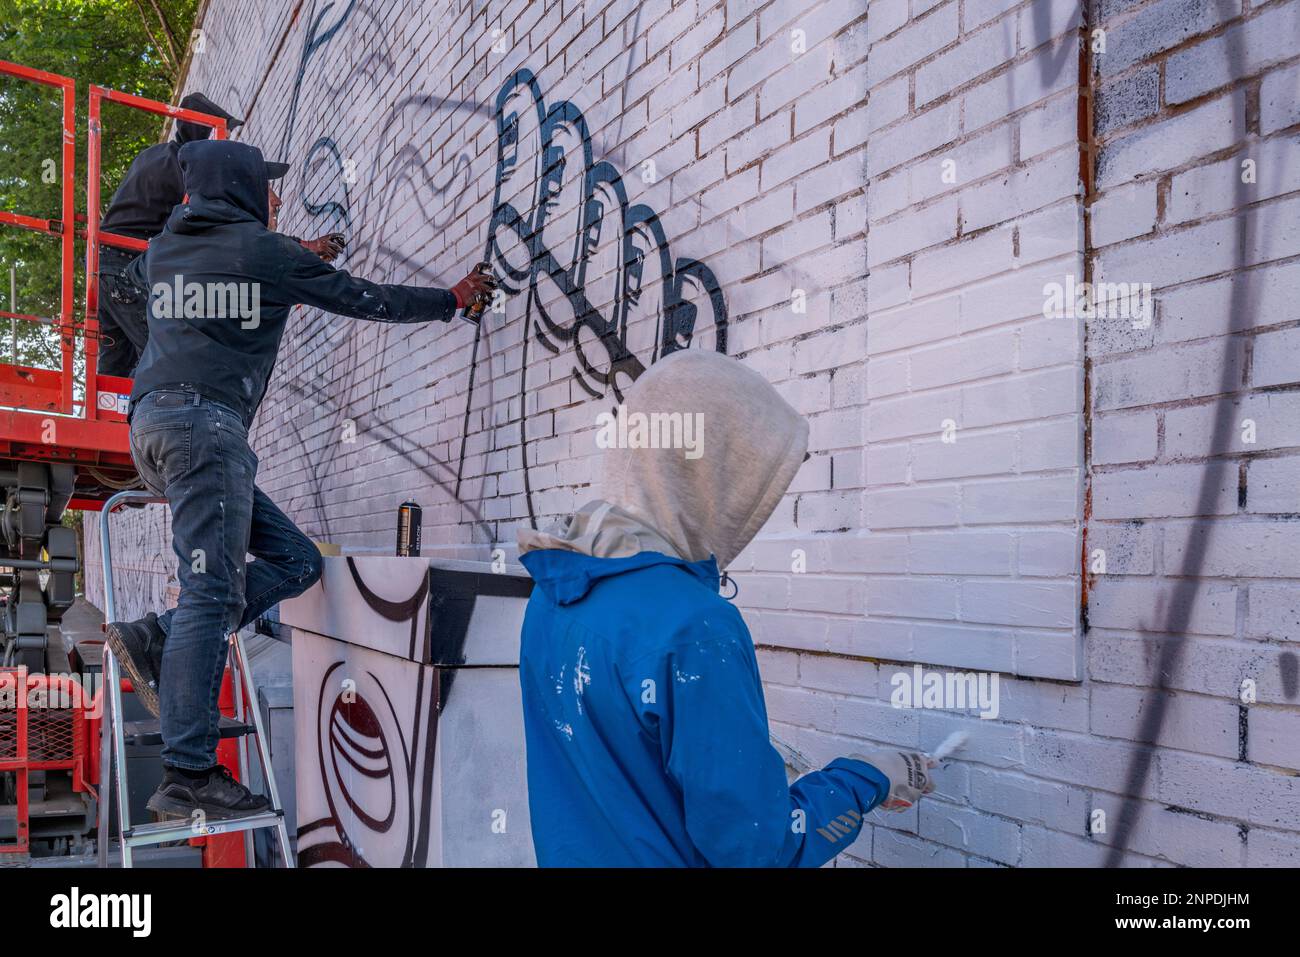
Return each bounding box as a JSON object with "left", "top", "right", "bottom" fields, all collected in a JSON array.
[
  {"left": 81, "top": 0, "right": 1300, "bottom": 867},
  {"left": 1080, "top": 0, "right": 1300, "bottom": 867}
]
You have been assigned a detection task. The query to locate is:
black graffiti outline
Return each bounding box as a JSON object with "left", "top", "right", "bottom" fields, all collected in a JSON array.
[
  {"left": 301, "top": 135, "right": 353, "bottom": 232},
  {"left": 454, "top": 67, "right": 729, "bottom": 526},
  {"left": 344, "top": 561, "right": 432, "bottom": 866},
  {"left": 295, "top": 560, "right": 530, "bottom": 866},
  {"left": 299, "top": 564, "right": 430, "bottom": 868},
  {"left": 280, "top": 0, "right": 360, "bottom": 159}
]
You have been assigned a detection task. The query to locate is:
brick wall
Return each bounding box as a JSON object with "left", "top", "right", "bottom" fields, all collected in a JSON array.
[
  {"left": 85, "top": 0, "right": 1300, "bottom": 866},
  {"left": 1079, "top": 0, "right": 1300, "bottom": 865}
]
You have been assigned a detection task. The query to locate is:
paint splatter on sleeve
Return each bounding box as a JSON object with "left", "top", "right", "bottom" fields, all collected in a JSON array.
[{"left": 657, "top": 628, "right": 887, "bottom": 867}]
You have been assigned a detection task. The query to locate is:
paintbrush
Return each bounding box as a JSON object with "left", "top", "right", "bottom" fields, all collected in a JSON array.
[
  {"left": 771, "top": 730, "right": 970, "bottom": 775},
  {"left": 928, "top": 730, "right": 970, "bottom": 762}
]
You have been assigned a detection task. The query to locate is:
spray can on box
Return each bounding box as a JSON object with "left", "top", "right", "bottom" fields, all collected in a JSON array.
[
  {"left": 461, "top": 261, "right": 494, "bottom": 323},
  {"left": 396, "top": 501, "right": 422, "bottom": 557}
]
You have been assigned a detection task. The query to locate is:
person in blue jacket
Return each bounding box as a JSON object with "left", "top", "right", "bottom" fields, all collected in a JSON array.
[{"left": 517, "top": 349, "right": 934, "bottom": 867}]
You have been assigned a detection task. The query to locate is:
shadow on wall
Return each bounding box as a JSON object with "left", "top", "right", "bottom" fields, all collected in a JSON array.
[{"left": 1096, "top": 0, "right": 1297, "bottom": 865}]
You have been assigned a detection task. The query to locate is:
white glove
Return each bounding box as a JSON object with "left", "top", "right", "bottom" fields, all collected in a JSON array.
[{"left": 850, "top": 749, "right": 935, "bottom": 812}]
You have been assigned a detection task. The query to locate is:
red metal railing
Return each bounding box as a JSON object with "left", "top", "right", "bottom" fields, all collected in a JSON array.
[
  {"left": 0, "top": 668, "right": 93, "bottom": 855},
  {"left": 0, "top": 60, "right": 76, "bottom": 415},
  {"left": 0, "top": 60, "right": 228, "bottom": 497},
  {"left": 84, "top": 84, "right": 227, "bottom": 422}
]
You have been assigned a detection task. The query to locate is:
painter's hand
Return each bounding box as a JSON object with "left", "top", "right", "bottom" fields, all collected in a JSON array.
[
  {"left": 851, "top": 749, "right": 935, "bottom": 812},
  {"left": 451, "top": 266, "right": 497, "bottom": 310},
  {"left": 301, "top": 233, "right": 346, "bottom": 262}
]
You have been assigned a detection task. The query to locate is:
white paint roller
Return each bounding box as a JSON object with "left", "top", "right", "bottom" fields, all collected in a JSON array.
[
  {"left": 770, "top": 730, "right": 970, "bottom": 774},
  {"left": 929, "top": 731, "right": 970, "bottom": 762}
]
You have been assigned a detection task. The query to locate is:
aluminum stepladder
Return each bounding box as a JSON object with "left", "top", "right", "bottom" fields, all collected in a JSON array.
[{"left": 96, "top": 489, "right": 294, "bottom": 868}]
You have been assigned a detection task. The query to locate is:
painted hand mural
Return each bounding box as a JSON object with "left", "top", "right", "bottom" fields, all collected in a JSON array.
[
  {"left": 484, "top": 68, "right": 727, "bottom": 401},
  {"left": 277, "top": 53, "right": 732, "bottom": 533},
  {"left": 455, "top": 68, "right": 729, "bottom": 522}
]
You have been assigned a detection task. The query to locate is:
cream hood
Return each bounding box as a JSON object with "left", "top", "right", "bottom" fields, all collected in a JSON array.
[{"left": 518, "top": 349, "right": 809, "bottom": 571}]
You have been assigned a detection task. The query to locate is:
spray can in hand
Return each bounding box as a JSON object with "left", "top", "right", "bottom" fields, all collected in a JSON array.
[
  {"left": 461, "top": 261, "right": 495, "bottom": 324},
  {"left": 396, "top": 501, "right": 422, "bottom": 557}
]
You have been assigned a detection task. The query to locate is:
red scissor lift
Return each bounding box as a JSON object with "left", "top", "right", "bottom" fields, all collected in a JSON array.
[
  {"left": 0, "top": 61, "right": 230, "bottom": 669},
  {"left": 0, "top": 61, "right": 246, "bottom": 861}
]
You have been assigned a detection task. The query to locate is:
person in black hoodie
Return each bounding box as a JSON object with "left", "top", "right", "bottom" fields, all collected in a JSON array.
[
  {"left": 96, "top": 92, "right": 345, "bottom": 376},
  {"left": 106, "top": 138, "right": 496, "bottom": 820}
]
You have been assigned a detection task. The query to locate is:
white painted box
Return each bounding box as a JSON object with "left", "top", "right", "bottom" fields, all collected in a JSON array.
[{"left": 283, "top": 556, "right": 536, "bottom": 867}]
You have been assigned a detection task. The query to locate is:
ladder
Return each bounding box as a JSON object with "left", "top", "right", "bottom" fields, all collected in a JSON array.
[{"left": 95, "top": 489, "right": 294, "bottom": 868}]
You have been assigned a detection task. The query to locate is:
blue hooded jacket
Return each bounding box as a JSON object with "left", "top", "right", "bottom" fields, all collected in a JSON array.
[
  {"left": 519, "top": 547, "right": 889, "bottom": 867},
  {"left": 516, "top": 349, "right": 890, "bottom": 868}
]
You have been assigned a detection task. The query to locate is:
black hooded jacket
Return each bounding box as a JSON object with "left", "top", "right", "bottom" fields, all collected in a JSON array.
[
  {"left": 130, "top": 140, "right": 456, "bottom": 425},
  {"left": 100, "top": 93, "right": 241, "bottom": 242}
]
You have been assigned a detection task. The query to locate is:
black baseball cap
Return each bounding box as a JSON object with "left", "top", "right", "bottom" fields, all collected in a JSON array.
[{"left": 176, "top": 92, "right": 244, "bottom": 142}]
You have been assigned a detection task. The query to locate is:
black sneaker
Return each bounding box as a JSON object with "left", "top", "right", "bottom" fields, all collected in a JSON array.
[
  {"left": 105, "top": 614, "right": 166, "bottom": 718},
  {"left": 146, "top": 765, "right": 271, "bottom": 821}
]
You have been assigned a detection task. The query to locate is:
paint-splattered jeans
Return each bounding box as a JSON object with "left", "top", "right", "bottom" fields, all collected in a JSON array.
[{"left": 129, "top": 389, "right": 323, "bottom": 769}]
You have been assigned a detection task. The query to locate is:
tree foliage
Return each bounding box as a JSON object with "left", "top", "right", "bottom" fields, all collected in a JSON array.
[{"left": 0, "top": 0, "right": 198, "bottom": 367}]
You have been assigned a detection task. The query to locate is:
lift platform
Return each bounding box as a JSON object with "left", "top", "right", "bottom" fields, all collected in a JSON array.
[
  {"left": 0, "top": 59, "right": 229, "bottom": 672},
  {"left": 0, "top": 60, "right": 236, "bottom": 861}
]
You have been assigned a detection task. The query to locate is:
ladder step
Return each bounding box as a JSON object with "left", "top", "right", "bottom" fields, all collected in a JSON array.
[
  {"left": 122, "top": 715, "right": 256, "bottom": 747},
  {"left": 99, "top": 501, "right": 295, "bottom": 867},
  {"left": 124, "top": 808, "right": 284, "bottom": 848}
]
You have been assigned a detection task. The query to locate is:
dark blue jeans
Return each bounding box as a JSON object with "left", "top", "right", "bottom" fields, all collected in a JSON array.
[{"left": 129, "top": 389, "right": 322, "bottom": 769}]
